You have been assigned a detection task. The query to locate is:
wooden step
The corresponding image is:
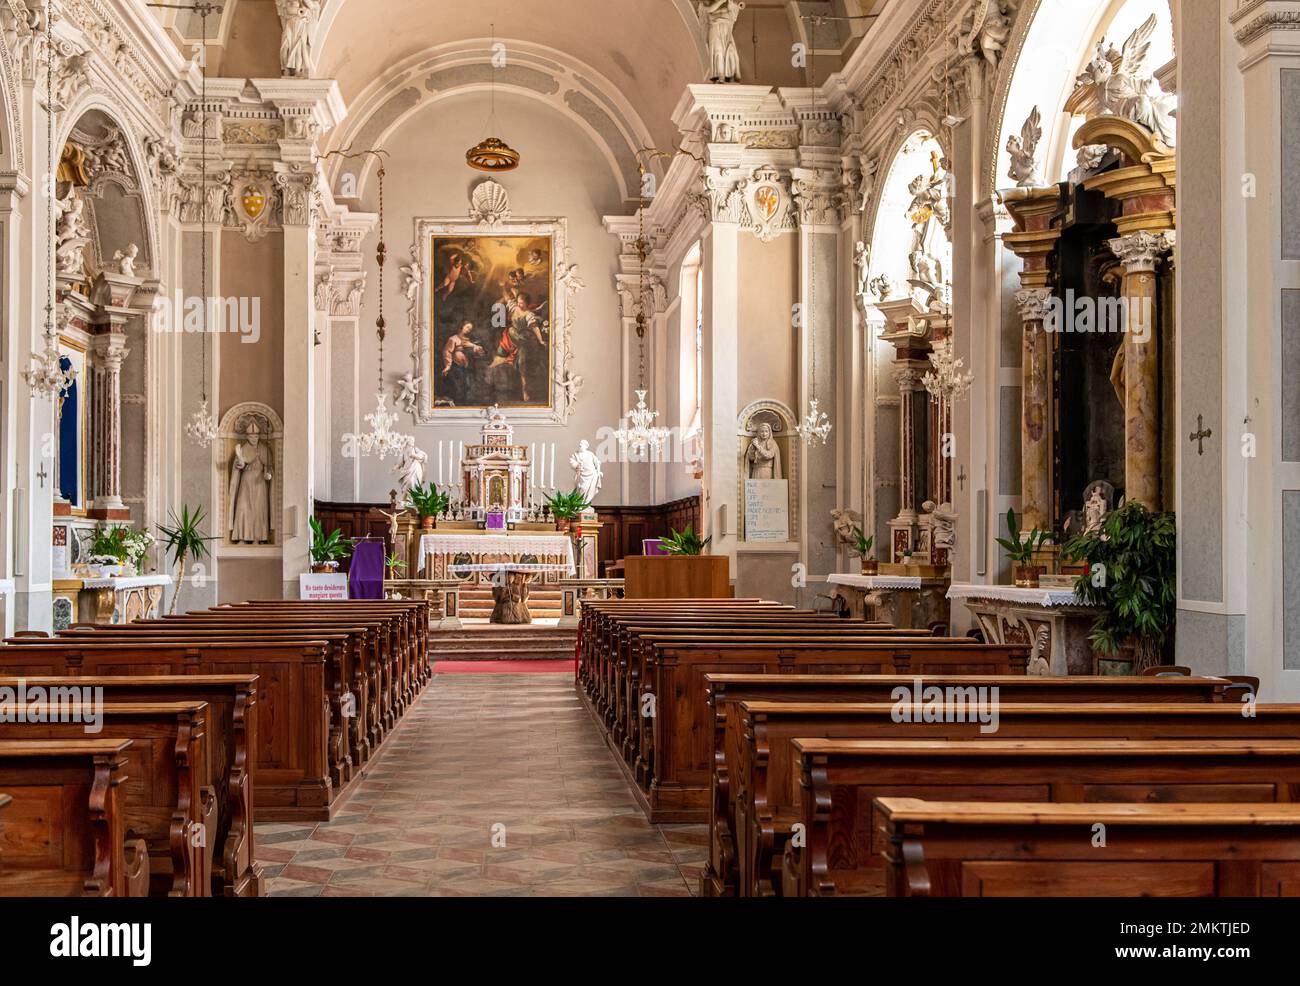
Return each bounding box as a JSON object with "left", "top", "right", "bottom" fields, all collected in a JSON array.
[{"left": 432, "top": 623, "right": 577, "bottom": 662}]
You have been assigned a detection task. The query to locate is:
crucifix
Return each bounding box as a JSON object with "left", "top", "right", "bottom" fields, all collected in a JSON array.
[
  {"left": 36, "top": 464, "right": 48, "bottom": 489},
  {"left": 1189, "top": 414, "right": 1213, "bottom": 456}
]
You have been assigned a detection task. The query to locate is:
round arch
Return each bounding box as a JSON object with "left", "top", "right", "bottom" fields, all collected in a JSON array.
[
  {"left": 986, "top": 0, "right": 1175, "bottom": 196},
  {"left": 323, "top": 38, "right": 659, "bottom": 204},
  {"left": 866, "top": 129, "right": 951, "bottom": 307}
]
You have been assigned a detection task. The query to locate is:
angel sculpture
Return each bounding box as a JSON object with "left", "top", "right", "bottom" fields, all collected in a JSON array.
[
  {"left": 1071, "top": 15, "right": 1176, "bottom": 147},
  {"left": 1006, "top": 106, "right": 1044, "bottom": 187},
  {"left": 959, "top": 0, "right": 1013, "bottom": 76},
  {"left": 395, "top": 372, "right": 420, "bottom": 414},
  {"left": 113, "top": 243, "right": 140, "bottom": 277},
  {"left": 399, "top": 258, "right": 422, "bottom": 304}
]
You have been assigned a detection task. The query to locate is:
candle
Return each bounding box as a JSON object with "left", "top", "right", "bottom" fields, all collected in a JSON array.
[
  {"left": 550, "top": 443, "right": 556, "bottom": 489},
  {"left": 437, "top": 441, "right": 443, "bottom": 485},
  {"left": 530, "top": 442, "right": 536, "bottom": 487}
]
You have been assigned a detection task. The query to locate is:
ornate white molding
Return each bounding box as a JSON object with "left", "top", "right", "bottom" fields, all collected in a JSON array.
[
  {"left": 468, "top": 179, "right": 511, "bottom": 227},
  {"left": 1108, "top": 230, "right": 1175, "bottom": 273},
  {"left": 1014, "top": 286, "right": 1053, "bottom": 320}
]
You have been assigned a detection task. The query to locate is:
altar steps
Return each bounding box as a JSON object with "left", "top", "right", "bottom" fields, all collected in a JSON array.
[
  {"left": 432, "top": 623, "right": 577, "bottom": 663},
  {"left": 456, "top": 586, "right": 565, "bottom": 620}
]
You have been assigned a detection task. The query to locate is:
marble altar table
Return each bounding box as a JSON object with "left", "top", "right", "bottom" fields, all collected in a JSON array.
[
  {"left": 946, "top": 583, "right": 1105, "bottom": 676},
  {"left": 827, "top": 571, "right": 950, "bottom": 629},
  {"left": 419, "top": 532, "right": 575, "bottom": 581}
]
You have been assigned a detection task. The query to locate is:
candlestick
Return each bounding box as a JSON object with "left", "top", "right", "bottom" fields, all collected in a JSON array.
[
  {"left": 437, "top": 440, "right": 443, "bottom": 485},
  {"left": 550, "top": 443, "right": 556, "bottom": 489}
]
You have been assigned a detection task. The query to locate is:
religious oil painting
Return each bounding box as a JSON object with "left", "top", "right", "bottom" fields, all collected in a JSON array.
[{"left": 429, "top": 232, "right": 554, "bottom": 411}]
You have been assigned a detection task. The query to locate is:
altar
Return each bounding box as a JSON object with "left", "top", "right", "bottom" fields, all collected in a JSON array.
[
  {"left": 947, "top": 583, "right": 1106, "bottom": 677},
  {"left": 51, "top": 574, "right": 172, "bottom": 629},
  {"left": 827, "top": 571, "right": 950, "bottom": 630},
  {"left": 419, "top": 532, "right": 575, "bottom": 581}
]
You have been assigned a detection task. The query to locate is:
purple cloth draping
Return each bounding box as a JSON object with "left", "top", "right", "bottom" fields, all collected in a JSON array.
[{"left": 348, "top": 538, "right": 385, "bottom": 600}]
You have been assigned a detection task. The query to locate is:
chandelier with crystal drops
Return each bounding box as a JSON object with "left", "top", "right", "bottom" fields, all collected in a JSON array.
[
  {"left": 25, "top": 305, "right": 76, "bottom": 399},
  {"left": 921, "top": 337, "right": 974, "bottom": 407},
  {"left": 795, "top": 398, "right": 832, "bottom": 445},
  {"left": 615, "top": 389, "right": 670, "bottom": 457},
  {"left": 353, "top": 391, "right": 413, "bottom": 460},
  {"left": 186, "top": 398, "right": 219, "bottom": 446}
]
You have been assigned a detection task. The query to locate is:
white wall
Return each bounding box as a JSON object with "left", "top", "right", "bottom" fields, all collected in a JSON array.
[{"left": 345, "top": 90, "right": 628, "bottom": 505}]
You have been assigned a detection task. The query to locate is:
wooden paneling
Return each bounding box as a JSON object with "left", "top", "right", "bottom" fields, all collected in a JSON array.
[{"left": 316, "top": 494, "right": 703, "bottom": 577}]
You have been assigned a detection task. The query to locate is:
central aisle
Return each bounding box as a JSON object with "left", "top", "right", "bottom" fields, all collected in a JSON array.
[{"left": 256, "top": 674, "right": 707, "bottom": 896}]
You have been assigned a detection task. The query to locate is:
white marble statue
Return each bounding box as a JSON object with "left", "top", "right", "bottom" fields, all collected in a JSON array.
[
  {"left": 229, "top": 421, "right": 273, "bottom": 544},
  {"left": 746, "top": 422, "right": 783, "bottom": 480},
  {"left": 569, "top": 439, "right": 603, "bottom": 505},
  {"left": 959, "top": 0, "right": 1014, "bottom": 76},
  {"left": 1006, "top": 106, "right": 1044, "bottom": 187},
  {"left": 1082, "top": 481, "right": 1114, "bottom": 535},
  {"left": 395, "top": 371, "right": 420, "bottom": 414},
  {"left": 276, "top": 0, "right": 320, "bottom": 78},
  {"left": 831, "top": 507, "right": 863, "bottom": 547},
  {"left": 54, "top": 190, "right": 90, "bottom": 275},
  {"left": 1071, "top": 14, "right": 1177, "bottom": 146},
  {"left": 700, "top": 0, "right": 744, "bottom": 83},
  {"left": 396, "top": 445, "right": 428, "bottom": 502},
  {"left": 923, "top": 499, "right": 958, "bottom": 551},
  {"left": 113, "top": 243, "right": 140, "bottom": 277}
]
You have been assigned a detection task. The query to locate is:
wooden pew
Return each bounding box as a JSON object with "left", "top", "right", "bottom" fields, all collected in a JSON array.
[
  {"left": 0, "top": 674, "right": 261, "bottom": 897},
  {"left": 734, "top": 700, "right": 1300, "bottom": 897},
  {"left": 0, "top": 739, "right": 149, "bottom": 896},
  {"left": 875, "top": 798, "right": 1300, "bottom": 897},
  {"left": 0, "top": 701, "right": 211, "bottom": 896},
  {"left": 0, "top": 639, "right": 336, "bottom": 820},
  {"left": 701, "top": 672, "right": 1237, "bottom": 897},
  {"left": 630, "top": 639, "right": 1027, "bottom": 822},
  {"left": 60, "top": 624, "right": 373, "bottom": 774},
  {"left": 788, "top": 738, "right": 1300, "bottom": 896}
]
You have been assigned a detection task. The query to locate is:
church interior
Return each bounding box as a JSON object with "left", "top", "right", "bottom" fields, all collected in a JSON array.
[{"left": 2, "top": 0, "right": 1300, "bottom": 928}]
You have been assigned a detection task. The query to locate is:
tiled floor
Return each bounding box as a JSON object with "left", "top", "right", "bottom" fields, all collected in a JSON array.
[{"left": 255, "top": 673, "right": 708, "bottom": 896}]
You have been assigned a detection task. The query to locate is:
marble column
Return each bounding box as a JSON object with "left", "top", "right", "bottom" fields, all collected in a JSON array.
[
  {"left": 1108, "top": 230, "right": 1174, "bottom": 510},
  {"left": 90, "top": 331, "right": 130, "bottom": 517},
  {"left": 889, "top": 361, "right": 928, "bottom": 559},
  {"left": 1014, "top": 287, "right": 1053, "bottom": 530}
]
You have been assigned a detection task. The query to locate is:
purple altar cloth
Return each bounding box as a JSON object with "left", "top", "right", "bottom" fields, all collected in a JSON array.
[{"left": 348, "top": 539, "right": 385, "bottom": 600}]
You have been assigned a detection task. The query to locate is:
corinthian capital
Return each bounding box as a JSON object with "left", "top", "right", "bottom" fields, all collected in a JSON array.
[
  {"left": 1108, "top": 230, "right": 1175, "bottom": 273},
  {"left": 1014, "top": 287, "right": 1053, "bottom": 321}
]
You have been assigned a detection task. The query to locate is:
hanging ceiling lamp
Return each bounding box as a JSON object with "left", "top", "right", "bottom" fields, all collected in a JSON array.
[
  {"left": 466, "top": 25, "right": 520, "bottom": 173},
  {"left": 793, "top": 16, "right": 832, "bottom": 446},
  {"left": 349, "top": 156, "right": 414, "bottom": 460},
  {"left": 186, "top": 2, "right": 219, "bottom": 446},
  {"left": 614, "top": 164, "right": 670, "bottom": 458},
  {"left": 24, "top": 6, "right": 77, "bottom": 402}
]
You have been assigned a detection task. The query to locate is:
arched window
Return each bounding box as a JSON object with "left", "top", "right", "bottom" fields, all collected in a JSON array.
[{"left": 868, "top": 131, "right": 952, "bottom": 308}]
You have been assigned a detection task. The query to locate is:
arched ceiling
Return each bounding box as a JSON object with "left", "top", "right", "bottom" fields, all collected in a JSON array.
[{"left": 314, "top": 0, "right": 708, "bottom": 154}]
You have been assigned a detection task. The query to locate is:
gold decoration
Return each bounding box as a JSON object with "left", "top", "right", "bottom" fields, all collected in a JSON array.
[
  {"left": 466, "top": 136, "right": 520, "bottom": 172},
  {"left": 240, "top": 185, "right": 267, "bottom": 220},
  {"left": 59, "top": 144, "right": 90, "bottom": 187}
]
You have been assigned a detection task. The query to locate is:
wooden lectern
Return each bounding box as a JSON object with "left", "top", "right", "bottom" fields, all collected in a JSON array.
[{"left": 623, "top": 555, "right": 731, "bottom": 599}]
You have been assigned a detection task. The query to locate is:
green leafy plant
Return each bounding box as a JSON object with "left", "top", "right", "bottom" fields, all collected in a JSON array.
[
  {"left": 660, "top": 524, "right": 711, "bottom": 556},
  {"left": 1061, "top": 501, "right": 1177, "bottom": 670},
  {"left": 88, "top": 524, "right": 130, "bottom": 564},
  {"left": 157, "top": 505, "right": 217, "bottom": 615},
  {"left": 309, "top": 516, "right": 353, "bottom": 566},
  {"left": 851, "top": 525, "right": 875, "bottom": 560},
  {"left": 995, "top": 508, "right": 1050, "bottom": 564},
  {"left": 406, "top": 482, "right": 449, "bottom": 519},
  {"left": 545, "top": 489, "right": 591, "bottom": 521},
  {"left": 384, "top": 553, "right": 406, "bottom": 576}
]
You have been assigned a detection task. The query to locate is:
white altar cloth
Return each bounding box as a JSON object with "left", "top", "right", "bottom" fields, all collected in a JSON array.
[{"left": 419, "top": 533, "right": 575, "bottom": 576}]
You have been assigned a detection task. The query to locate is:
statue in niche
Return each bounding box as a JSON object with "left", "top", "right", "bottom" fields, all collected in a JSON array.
[
  {"left": 569, "top": 439, "right": 603, "bottom": 506},
  {"left": 276, "top": 0, "right": 320, "bottom": 78},
  {"left": 746, "top": 422, "right": 783, "bottom": 480},
  {"left": 1082, "top": 481, "right": 1115, "bottom": 535},
  {"left": 905, "top": 160, "right": 950, "bottom": 303},
  {"left": 699, "top": 0, "right": 744, "bottom": 83},
  {"left": 228, "top": 419, "right": 274, "bottom": 544}
]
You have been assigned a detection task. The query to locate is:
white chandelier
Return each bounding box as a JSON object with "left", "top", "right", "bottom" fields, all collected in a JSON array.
[
  {"left": 24, "top": 306, "right": 76, "bottom": 400},
  {"left": 186, "top": 398, "right": 219, "bottom": 447},
  {"left": 795, "top": 398, "right": 832, "bottom": 445},
  {"left": 353, "top": 390, "right": 413, "bottom": 460},
  {"left": 921, "top": 337, "right": 975, "bottom": 407},
  {"left": 615, "top": 389, "right": 670, "bottom": 458}
]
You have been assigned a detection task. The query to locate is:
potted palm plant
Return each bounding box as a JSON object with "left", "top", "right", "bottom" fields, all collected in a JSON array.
[
  {"left": 851, "top": 525, "right": 877, "bottom": 576},
  {"left": 407, "top": 482, "right": 449, "bottom": 531},
  {"left": 546, "top": 489, "right": 591, "bottom": 534},
  {"left": 384, "top": 553, "right": 406, "bottom": 578},
  {"left": 996, "top": 508, "right": 1050, "bottom": 587},
  {"left": 1061, "top": 501, "right": 1177, "bottom": 672},
  {"left": 660, "top": 524, "right": 711, "bottom": 555},
  {"left": 309, "top": 516, "right": 352, "bottom": 573},
  {"left": 157, "top": 505, "right": 217, "bottom": 615}
]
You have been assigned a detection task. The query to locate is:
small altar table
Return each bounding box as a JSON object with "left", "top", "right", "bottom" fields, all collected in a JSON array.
[
  {"left": 947, "top": 583, "right": 1104, "bottom": 676},
  {"left": 52, "top": 574, "right": 172, "bottom": 628},
  {"left": 419, "top": 533, "right": 575, "bottom": 580},
  {"left": 448, "top": 562, "right": 576, "bottom": 624},
  {"left": 827, "top": 572, "right": 949, "bottom": 629}
]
